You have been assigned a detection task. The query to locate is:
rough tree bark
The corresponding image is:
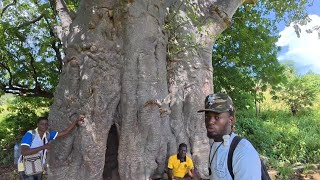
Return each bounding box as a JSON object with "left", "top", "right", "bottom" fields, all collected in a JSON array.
[{"left": 48, "top": 0, "right": 255, "bottom": 179}]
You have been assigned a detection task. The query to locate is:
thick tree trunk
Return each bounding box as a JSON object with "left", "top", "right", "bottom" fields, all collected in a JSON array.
[{"left": 48, "top": 0, "right": 248, "bottom": 179}]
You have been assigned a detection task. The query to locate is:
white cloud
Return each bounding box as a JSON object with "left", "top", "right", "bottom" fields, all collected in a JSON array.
[{"left": 276, "top": 14, "right": 320, "bottom": 74}]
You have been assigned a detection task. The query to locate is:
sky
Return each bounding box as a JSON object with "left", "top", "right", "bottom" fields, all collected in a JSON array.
[{"left": 276, "top": 0, "right": 320, "bottom": 75}]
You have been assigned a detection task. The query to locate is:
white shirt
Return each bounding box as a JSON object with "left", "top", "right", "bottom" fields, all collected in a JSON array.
[
  {"left": 21, "top": 129, "right": 58, "bottom": 164},
  {"left": 209, "top": 133, "right": 261, "bottom": 180}
]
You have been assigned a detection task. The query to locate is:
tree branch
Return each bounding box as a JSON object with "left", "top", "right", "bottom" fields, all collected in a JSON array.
[
  {"left": 53, "top": 0, "right": 73, "bottom": 43},
  {"left": 28, "top": 52, "right": 41, "bottom": 91},
  {"left": 196, "top": 0, "right": 250, "bottom": 45},
  {"left": 33, "top": 0, "right": 64, "bottom": 71},
  {"left": 1, "top": 0, "right": 17, "bottom": 17},
  {"left": 243, "top": 0, "right": 258, "bottom": 4},
  {"left": 0, "top": 62, "right": 53, "bottom": 98},
  {"left": 1, "top": 47, "right": 53, "bottom": 98},
  {"left": 45, "top": 17, "right": 64, "bottom": 72},
  {"left": 0, "top": 84, "right": 54, "bottom": 98},
  {"left": 17, "top": 13, "right": 45, "bottom": 29}
]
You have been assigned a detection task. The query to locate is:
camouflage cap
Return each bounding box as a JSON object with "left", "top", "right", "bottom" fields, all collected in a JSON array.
[{"left": 198, "top": 93, "right": 234, "bottom": 113}]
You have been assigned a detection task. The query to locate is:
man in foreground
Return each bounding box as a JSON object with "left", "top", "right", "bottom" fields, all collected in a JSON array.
[{"left": 198, "top": 93, "right": 261, "bottom": 180}]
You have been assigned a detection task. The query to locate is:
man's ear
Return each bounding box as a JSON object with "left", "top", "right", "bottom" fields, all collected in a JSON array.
[{"left": 229, "top": 116, "right": 235, "bottom": 125}]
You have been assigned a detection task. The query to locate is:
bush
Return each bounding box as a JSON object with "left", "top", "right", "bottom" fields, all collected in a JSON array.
[{"left": 0, "top": 95, "right": 51, "bottom": 166}]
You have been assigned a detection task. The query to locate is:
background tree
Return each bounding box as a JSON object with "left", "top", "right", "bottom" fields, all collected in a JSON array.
[
  {"left": 212, "top": 0, "right": 313, "bottom": 112},
  {"left": 0, "top": 0, "right": 311, "bottom": 179},
  {"left": 0, "top": 0, "right": 64, "bottom": 98},
  {"left": 272, "top": 63, "right": 320, "bottom": 115}
]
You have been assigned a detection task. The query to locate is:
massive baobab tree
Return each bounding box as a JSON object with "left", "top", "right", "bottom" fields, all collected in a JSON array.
[{"left": 47, "top": 0, "right": 256, "bottom": 179}]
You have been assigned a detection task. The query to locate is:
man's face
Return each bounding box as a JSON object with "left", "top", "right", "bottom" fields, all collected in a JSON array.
[
  {"left": 37, "top": 119, "right": 49, "bottom": 132},
  {"left": 205, "top": 111, "right": 233, "bottom": 139},
  {"left": 178, "top": 146, "right": 187, "bottom": 158}
]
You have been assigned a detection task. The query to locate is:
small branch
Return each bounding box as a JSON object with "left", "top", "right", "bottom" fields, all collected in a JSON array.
[
  {"left": 54, "top": 0, "right": 73, "bottom": 39},
  {"left": 45, "top": 18, "right": 63, "bottom": 72},
  {"left": 50, "top": 33, "right": 64, "bottom": 72},
  {"left": 1, "top": 0, "right": 17, "bottom": 17},
  {"left": 28, "top": 52, "right": 41, "bottom": 91},
  {"left": 17, "top": 13, "right": 45, "bottom": 29},
  {"left": 1, "top": 84, "right": 54, "bottom": 98},
  {"left": 243, "top": 0, "right": 258, "bottom": 4}
]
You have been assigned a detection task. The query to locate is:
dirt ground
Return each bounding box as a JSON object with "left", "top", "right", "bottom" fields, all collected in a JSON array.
[
  {"left": 0, "top": 166, "right": 17, "bottom": 180},
  {"left": 291, "top": 173, "right": 320, "bottom": 180}
]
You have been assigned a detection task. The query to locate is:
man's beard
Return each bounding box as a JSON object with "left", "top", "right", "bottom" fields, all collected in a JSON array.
[
  {"left": 207, "top": 133, "right": 223, "bottom": 142},
  {"left": 207, "top": 123, "right": 230, "bottom": 141}
]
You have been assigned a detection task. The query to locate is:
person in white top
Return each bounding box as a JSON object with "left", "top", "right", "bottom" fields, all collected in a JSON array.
[
  {"left": 198, "top": 93, "right": 261, "bottom": 180},
  {"left": 19, "top": 116, "right": 84, "bottom": 180}
]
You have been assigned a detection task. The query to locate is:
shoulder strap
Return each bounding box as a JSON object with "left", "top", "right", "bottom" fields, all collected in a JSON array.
[
  {"left": 31, "top": 129, "right": 49, "bottom": 143},
  {"left": 31, "top": 130, "right": 36, "bottom": 142},
  {"left": 227, "top": 136, "right": 244, "bottom": 179},
  {"left": 46, "top": 131, "right": 50, "bottom": 143}
]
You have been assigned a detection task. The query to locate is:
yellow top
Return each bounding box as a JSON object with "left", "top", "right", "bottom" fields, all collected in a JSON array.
[{"left": 168, "top": 154, "right": 194, "bottom": 178}]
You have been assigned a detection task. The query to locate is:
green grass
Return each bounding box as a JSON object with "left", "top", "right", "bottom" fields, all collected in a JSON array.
[{"left": 235, "top": 92, "right": 320, "bottom": 178}]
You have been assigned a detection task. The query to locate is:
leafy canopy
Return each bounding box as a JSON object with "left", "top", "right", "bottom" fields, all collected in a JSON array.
[
  {"left": 0, "top": 0, "right": 312, "bottom": 103},
  {"left": 213, "top": 0, "right": 312, "bottom": 109},
  {"left": 0, "top": 0, "right": 80, "bottom": 98}
]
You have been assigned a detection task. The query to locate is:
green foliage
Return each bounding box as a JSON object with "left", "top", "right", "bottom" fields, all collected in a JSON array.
[
  {"left": 213, "top": 4, "right": 286, "bottom": 109},
  {"left": 212, "top": 0, "right": 311, "bottom": 110},
  {"left": 0, "top": 95, "right": 51, "bottom": 166},
  {"left": 271, "top": 65, "right": 320, "bottom": 115},
  {"left": 275, "top": 166, "right": 295, "bottom": 180},
  {"left": 0, "top": 0, "right": 79, "bottom": 97},
  {"left": 260, "top": 0, "right": 310, "bottom": 24},
  {"left": 236, "top": 102, "right": 320, "bottom": 178},
  {"left": 64, "top": 0, "right": 81, "bottom": 11}
]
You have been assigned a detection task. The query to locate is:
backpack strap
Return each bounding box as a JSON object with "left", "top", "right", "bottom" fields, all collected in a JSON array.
[
  {"left": 227, "top": 136, "right": 244, "bottom": 179},
  {"left": 45, "top": 131, "right": 50, "bottom": 142},
  {"left": 261, "top": 160, "right": 271, "bottom": 180},
  {"left": 31, "top": 130, "right": 50, "bottom": 156}
]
